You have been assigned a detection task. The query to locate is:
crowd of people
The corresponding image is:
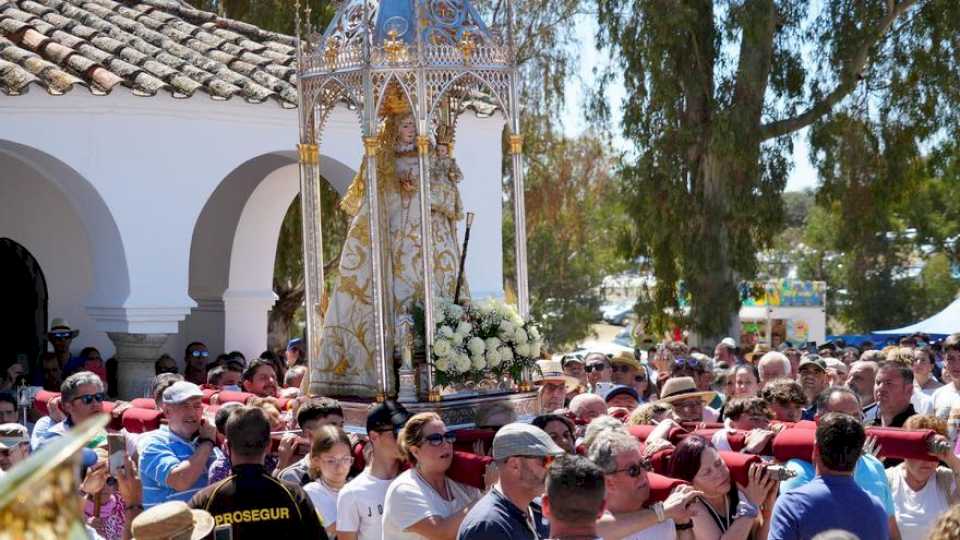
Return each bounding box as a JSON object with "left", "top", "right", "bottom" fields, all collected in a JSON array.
[{"left": 3, "top": 319, "right": 960, "bottom": 540}]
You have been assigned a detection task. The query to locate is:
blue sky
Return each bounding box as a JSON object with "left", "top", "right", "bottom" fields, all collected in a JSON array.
[{"left": 561, "top": 16, "right": 819, "bottom": 193}]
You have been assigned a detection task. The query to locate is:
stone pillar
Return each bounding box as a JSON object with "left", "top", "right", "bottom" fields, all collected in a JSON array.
[
  {"left": 223, "top": 288, "right": 276, "bottom": 358},
  {"left": 108, "top": 332, "right": 169, "bottom": 399}
]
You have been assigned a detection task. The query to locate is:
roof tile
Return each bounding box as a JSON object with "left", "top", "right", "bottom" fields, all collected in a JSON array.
[{"left": 1, "top": 0, "right": 297, "bottom": 106}]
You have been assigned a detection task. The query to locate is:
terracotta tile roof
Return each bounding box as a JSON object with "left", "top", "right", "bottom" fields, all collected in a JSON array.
[{"left": 0, "top": 0, "right": 298, "bottom": 107}]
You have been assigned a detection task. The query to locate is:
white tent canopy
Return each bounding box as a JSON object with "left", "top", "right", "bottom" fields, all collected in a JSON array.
[{"left": 874, "top": 297, "right": 960, "bottom": 336}]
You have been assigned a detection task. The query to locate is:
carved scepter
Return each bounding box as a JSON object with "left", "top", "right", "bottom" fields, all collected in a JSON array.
[{"left": 454, "top": 212, "right": 475, "bottom": 305}]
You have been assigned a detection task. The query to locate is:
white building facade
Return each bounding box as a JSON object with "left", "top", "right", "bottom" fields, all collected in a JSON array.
[{"left": 0, "top": 0, "right": 504, "bottom": 397}]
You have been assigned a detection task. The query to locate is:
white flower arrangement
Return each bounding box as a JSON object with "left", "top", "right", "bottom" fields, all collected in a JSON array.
[{"left": 423, "top": 297, "right": 544, "bottom": 387}]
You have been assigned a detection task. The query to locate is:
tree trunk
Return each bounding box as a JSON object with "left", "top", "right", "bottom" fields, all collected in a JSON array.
[{"left": 267, "top": 287, "right": 304, "bottom": 352}]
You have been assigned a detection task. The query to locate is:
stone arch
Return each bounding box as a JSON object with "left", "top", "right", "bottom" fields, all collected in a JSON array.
[
  {"left": 0, "top": 238, "right": 48, "bottom": 369},
  {"left": 185, "top": 149, "right": 359, "bottom": 359},
  {"left": 0, "top": 140, "right": 129, "bottom": 359}
]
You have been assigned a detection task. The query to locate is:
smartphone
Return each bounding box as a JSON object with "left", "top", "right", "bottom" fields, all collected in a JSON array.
[
  {"left": 213, "top": 525, "right": 233, "bottom": 540},
  {"left": 594, "top": 382, "right": 616, "bottom": 399},
  {"left": 107, "top": 433, "right": 126, "bottom": 476}
]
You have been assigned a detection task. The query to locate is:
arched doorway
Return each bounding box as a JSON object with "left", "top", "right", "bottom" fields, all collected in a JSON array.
[{"left": 0, "top": 238, "right": 48, "bottom": 370}]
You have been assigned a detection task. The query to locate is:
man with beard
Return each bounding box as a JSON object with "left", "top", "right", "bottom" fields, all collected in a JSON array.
[
  {"left": 846, "top": 360, "right": 880, "bottom": 424},
  {"left": 457, "top": 423, "right": 565, "bottom": 539},
  {"left": 183, "top": 342, "right": 210, "bottom": 386},
  {"left": 798, "top": 356, "right": 830, "bottom": 420},
  {"left": 932, "top": 334, "right": 960, "bottom": 424},
  {"left": 240, "top": 359, "right": 279, "bottom": 398}
]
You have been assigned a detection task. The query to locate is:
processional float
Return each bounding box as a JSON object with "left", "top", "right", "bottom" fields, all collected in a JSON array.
[{"left": 294, "top": 0, "right": 537, "bottom": 424}]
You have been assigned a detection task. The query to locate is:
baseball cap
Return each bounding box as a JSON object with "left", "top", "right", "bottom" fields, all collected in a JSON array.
[
  {"left": 0, "top": 423, "right": 28, "bottom": 449},
  {"left": 561, "top": 354, "right": 584, "bottom": 367},
  {"left": 492, "top": 422, "right": 564, "bottom": 460},
  {"left": 798, "top": 356, "right": 827, "bottom": 373},
  {"left": 719, "top": 337, "right": 737, "bottom": 349},
  {"left": 287, "top": 337, "right": 304, "bottom": 351},
  {"left": 603, "top": 384, "right": 640, "bottom": 403},
  {"left": 366, "top": 400, "right": 412, "bottom": 433},
  {"left": 161, "top": 381, "right": 204, "bottom": 405}
]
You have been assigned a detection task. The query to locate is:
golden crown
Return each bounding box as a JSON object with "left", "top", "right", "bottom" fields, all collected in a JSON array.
[
  {"left": 382, "top": 85, "right": 412, "bottom": 116},
  {"left": 435, "top": 124, "right": 455, "bottom": 146}
]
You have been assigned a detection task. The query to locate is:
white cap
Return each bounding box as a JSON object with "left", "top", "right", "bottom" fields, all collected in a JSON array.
[
  {"left": 719, "top": 337, "right": 737, "bottom": 349},
  {"left": 162, "top": 381, "right": 204, "bottom": 405}
]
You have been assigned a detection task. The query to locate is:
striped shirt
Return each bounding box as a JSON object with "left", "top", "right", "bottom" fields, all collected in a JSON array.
[{"left": 138, "top": 425, "right": 215, "bottom": 509}]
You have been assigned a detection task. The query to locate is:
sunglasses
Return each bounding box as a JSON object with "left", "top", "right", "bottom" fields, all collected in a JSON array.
[
  {"left": 320, "top": 456, "right": 355, "bottom": 467},
  {"left": 190, "top": 350, "right": 210, "bottom": 358},
  {"left": 50, "top": 332, "right": 72, "bottom": 340},
  {"left": 634, "top": 375, "right": 648, "bottom": 383},
  {"left": 611, "top": 364, "right": 636, "bottom": 374},
  {"left": 72, "top": 392, "right": 106, "bottom": 405},
  {"left": 585, "top": 364, "right": 608, "bottom": 373},
  {"left": 422, "top": 432, "right": 457, "bottom": 446},
  {"left": 610, "top": 460, "right": 651, "bottom": 477},
  {"left": 674, "top": 357, "right": 704, "bottom": 370}
]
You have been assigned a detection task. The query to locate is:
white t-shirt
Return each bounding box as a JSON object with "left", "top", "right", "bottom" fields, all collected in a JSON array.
[
  {"left": 304, "top": 479, "right": 339, "bottom": 530},
  {"left": 382, "top": 469, "right": 481, "bottom": 540},
  {"left": 932, "top": 384, "right": 960, "bottom": 419},
  {"left": 335, "top": 469, "right": 393, "bottom": 540},
  {"left": 600, "top": 516, "right": 676, "bottom": 540},
  {"left": 912, "top": 389, "right": 935, "bottom": 416},
  {"left": 889, "top": 465, "right": 950, "bottom": 540},
  {"left": 711, "top": 429, "right": 734, "bottom": 452}
]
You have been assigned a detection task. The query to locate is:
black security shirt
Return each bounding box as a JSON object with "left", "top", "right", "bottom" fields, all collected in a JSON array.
[{"left": 189, "top": 464, "right": 327, "bottom": 540}]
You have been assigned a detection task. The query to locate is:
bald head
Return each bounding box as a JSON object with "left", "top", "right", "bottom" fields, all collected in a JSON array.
[
  {"left": 758, "top": 352, "right": 791, "bottom": 382},
  {"left": 569, "top": 393, "right": 607, "bottom": 423},
  {"left": 846, "top": 361, "right": 878, "bottom": 405}
]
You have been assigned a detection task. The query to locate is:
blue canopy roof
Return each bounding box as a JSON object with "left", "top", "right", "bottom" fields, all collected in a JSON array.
[{"left": 322, "top": 0, "right": 494, "bottom": 47}]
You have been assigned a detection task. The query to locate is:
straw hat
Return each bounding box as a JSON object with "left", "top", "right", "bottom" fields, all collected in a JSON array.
[
  {"left": 533, "top": 359, "right": 581, "bottom": 393},
  {"left": 657, "top": 376, "right": 717, "bottom": 405},
  {"left": 609, "top": 351, "right": 642, "bottom": 371},
  {"left": 744, "top": 343, "right": 771, "bottom": 364},
  {"left": 130, "top": 501, "right": 215, "bottom": 540}
]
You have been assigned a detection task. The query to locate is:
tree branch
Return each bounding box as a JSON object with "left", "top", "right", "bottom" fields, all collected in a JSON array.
[{"left": 758, "top": 0, "right": 919, "bottom": 141}]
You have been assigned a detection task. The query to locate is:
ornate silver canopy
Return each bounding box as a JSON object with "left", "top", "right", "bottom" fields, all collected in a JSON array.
[{"left": 295, "top": 0, "right": 529, "bottom": 400}]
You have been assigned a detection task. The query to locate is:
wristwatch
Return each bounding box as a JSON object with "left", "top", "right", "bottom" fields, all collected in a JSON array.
[
  {"left": 734, "top": 501, "right": 759, "bottom": 520},
  {"left": 675, "top": 521, "right": 694, "bottom": 531}
]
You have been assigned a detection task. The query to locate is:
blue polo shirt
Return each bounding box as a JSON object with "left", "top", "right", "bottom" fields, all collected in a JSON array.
[
  {"left": 769, "top": 475, "right": 888, "bottom": 540},
  {"left": 779, "top": 454, "right": 895, "bottom": 516},
  {"left": 138, "top": 425, "right": 216, "bottom": 509},
  {"left": 457, "top": 487, "right": 549, "bottom": 540}
]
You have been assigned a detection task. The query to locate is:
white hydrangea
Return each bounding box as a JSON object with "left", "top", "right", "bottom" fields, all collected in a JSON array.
[
  {"left": 484, "top": 337, "right": 502, "bottom": 352},
  {"left": 499, "top": 321, "right": 516, "bottom": 339},
  {"left": 514, "top": 327, "right": 528, "bottom": 344},
  {"left": 433, "top": 338, "right": 452, "bottom": 358},
  {"left": 529, "top": 342, "right": 541, "bottom": 358},
  {"left": 435, "top": 357, "right": 450, "bottom": 372},
  {"left": 516, "top": 343, "right": 531, "bottom": 358},
  {"left": 450, "top": 332, "right": 464, "bottom": 347},
  {"left": 453, "top": 353, "right": 472, "bottom": 373},
  {"left": 471, "top": 354, "right": 486, "bottom": 371},
  {"left": 486, "top": 349, "right": 502, "bottom": 368},
  {"left": 446, "top": 303, "right": 465, "bottom": 320},
  {"left": 467, "top": 337, "right": 486, "bottom": 356},
  {"left": 439, "top": 325, "right": 455, "bottom": 339},
  {"left": 456, "top": 321, "right": 473, "bottom": 336},
  {"left": 528, "top": 326, "right": 541, "bottom": 341},
  {"left": 500, "top": 346, "right": 514, "bottom": 363}
]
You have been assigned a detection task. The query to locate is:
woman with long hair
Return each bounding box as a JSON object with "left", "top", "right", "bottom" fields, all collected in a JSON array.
[
  {"left": 382, "top": 412, "right": 482, "bottom": 539},
  {"left": 670, "top": 435, "right": 777, "bottom": 540},
  {"left": 304, "top": 425, "right": 354, "bottom": 539}
]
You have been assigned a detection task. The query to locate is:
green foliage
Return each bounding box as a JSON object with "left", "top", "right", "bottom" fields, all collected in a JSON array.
[
  {"left": 593, "top": 0, "right": 955, "bottom": 340},
  {"left": 504, "top": 117, "right": 630, "bottom": 350}
]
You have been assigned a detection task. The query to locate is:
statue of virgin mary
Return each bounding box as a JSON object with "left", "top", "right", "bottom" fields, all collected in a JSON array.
[{"left": 311, "top": 86, "right": 468, "bottom": 397}]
